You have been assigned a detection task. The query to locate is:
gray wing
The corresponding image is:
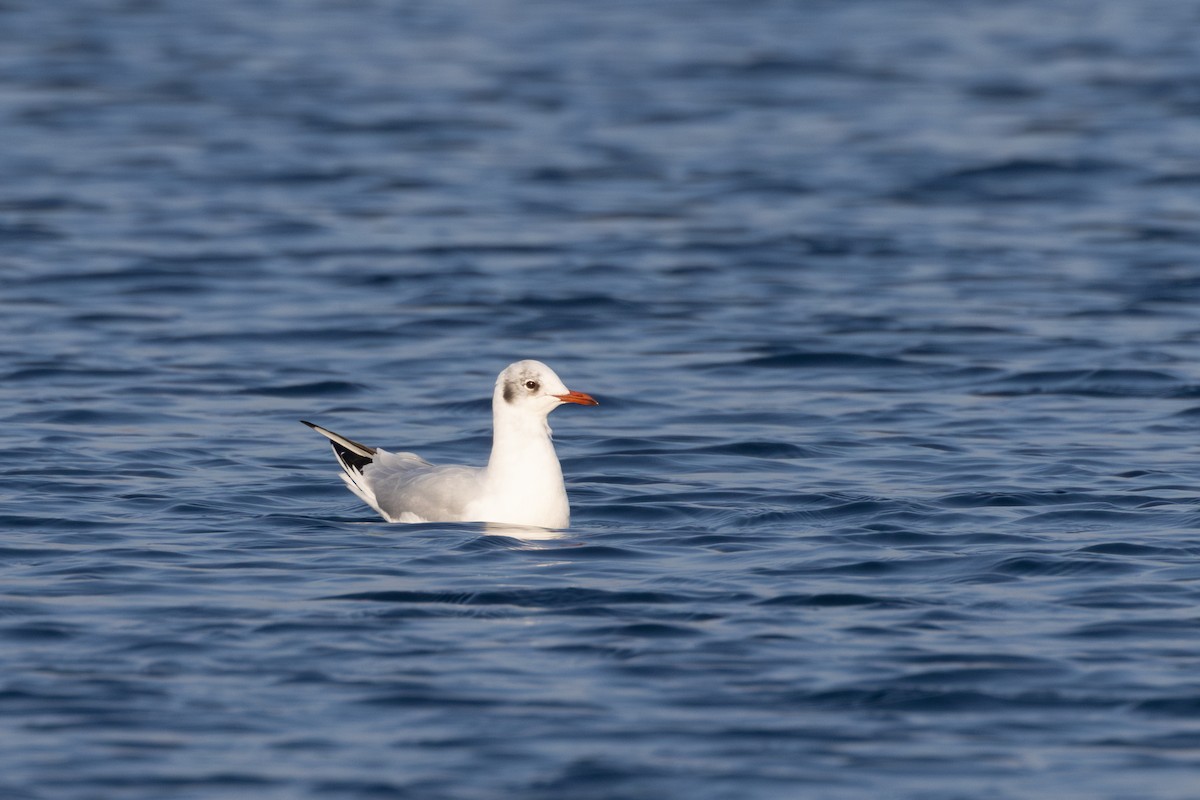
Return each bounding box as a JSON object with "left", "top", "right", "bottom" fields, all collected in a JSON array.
[
  {"left": 303, "top": 421, "right": 482, "bottom": 522},
  {"left": 364, "top": 451, "right": 485, "bottom": 523}
]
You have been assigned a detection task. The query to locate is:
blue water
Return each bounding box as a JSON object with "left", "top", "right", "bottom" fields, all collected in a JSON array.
[{"left": 4, "top": 1, "right": 1200, "bottom": 797}]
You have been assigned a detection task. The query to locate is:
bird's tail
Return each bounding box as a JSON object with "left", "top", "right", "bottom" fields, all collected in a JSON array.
[{"left": 301, "top": 420, "right": 384, "bottom": 514}]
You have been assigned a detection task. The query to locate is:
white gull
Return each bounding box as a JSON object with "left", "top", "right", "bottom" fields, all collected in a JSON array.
[{"left": 302, "top": 360, "right": 598, "bottom": 528}]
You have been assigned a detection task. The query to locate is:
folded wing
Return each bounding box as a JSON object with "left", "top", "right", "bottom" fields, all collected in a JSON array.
[{"left": 301, "top": 420, "right": 483, "bottom": 523}]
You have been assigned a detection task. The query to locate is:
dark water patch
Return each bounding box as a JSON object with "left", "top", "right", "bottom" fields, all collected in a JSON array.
[
  {"left": 1144, "top": 171, "right": 1200, "bottom": 186},
  {"left": 0, "top": 545, "right": 77, "bottom": 561},
  {"left": 599, "top": 488, "right": 759, "bottom": 506},
  {"left": 10, "top": 407, "right": 192, "bottom": 427},
  {"left": 588, "top": 622, "right": 702, "bottom": 639},
  {"left": 441, "top": 532, "right": 535, "bottom": 553},
  {"left": 529, "top": 756, "right": 674, "bottom": 799},
  {"left": 767, "top": 555, "right": 967, "bottom": 578},
  {"left": 163, "top": 326, "right": 393, "bottom": 345},
  {"left": 400, "top": 241, "right": 566, "bottom": 258},
  {"left": 977, "top": 369, "right": 1184, "bottom": 397},
  {"left": 1068, "top": 618, "right": 1200, "bottom": 639},
  {"left": 41, "top": 558, "right": 149, "bottom": 579},
  {"left": 668, "top": 532, "right": 760, "bottom": 549},
  {"left": 991, "top": 555, "right": 1139, "bottom": 577},
  {"left": 1112, "top": 469, "right": 1174, "bottom": 479},
  {"left": 276, "top": 245, "right": 417, "bottom": 262},
  {"left": 253, "top": 620, "right": 384, "bottom": 636},
  {"left": 272, "top": 736, "right": 339, "bottom": 750},
  {"left": 968, "top": 80, "right": 1042, "bottom": 101},
  {"left": 0, "top": 680, "right": 171, "bottom": 710},
  {"left": 69, "top": 310, "right": 179, "bottom": 326},
  {"left": 4, "top": 365, "right": 148, "bottom": 382},
  {"left": 525, "top": 162, "right": 665, "bottom": 183},
  {"left": 940, "top": 489, "right": 1093, "bottom": 508},
  {"left": 683, "top": 440, "right": 817, "bottom": 459},
  {"left": 240, "top": 380, "right": 367, "bottom": 398},
  {"left": 0, "top": 195, "right": 102, "bottom": 212},
  {"left": 896, "top": 158, "right": 1125, "bottom": 204},
  {"left": 897, "top": 663, "right": 1071, "bottom": 686},
  {"left": 899, "top": 651, "right": 1062, "bottom": 668},
  {"left": 843, "top": 528, "right": 960, "bottom": 546},
  {"left": 323, "top": 587, "right": 708, "bottom": 608},
  {"left": 524, "top": 544, "right": 652, "bottom": 560},
  {"left": 1061, "top": 585, "right": 1194, "bottom": 610},
  {"left": 758, "top": 593, "right": 921, "bottom": 609},
  {"left": 1134, "top": 696, "right": 1200, "bottom": 717},
  {"left": 797, "top": 686, "right": 1106, "bottom": 713},
  {"left": 590, "top": 434, "right": 724, "bottom": 454},
  {"left": 114, "top": 638, "right": 210, "bottom": 657},
  {"left": 710, "top": 351, "right": 920, "bottom": 370},
  {"left": 19, "top": 265, "right": 220, "bottom": 290},
  {"left": 667, "top": 53, "right": 905, "bottom": 81},
  {"left": 0, "top": 515, "right": 125, "bottom": 536},
  {"left": 250, "top": 218, "right": 326, "bottom": 237},
  {"left": 600, "top": 441, "right": 816, "bottom": 465},
  {"left": 1092, "top": 730, "right": 1200, "bottom": 751},
  {"left": 299, "top": 111, "right": 511, "bottom": 136},
  {"left": 240, "top": 166, "right": 364, "bottom": 185},
  {"left": 1075, "top": 542, "right": 1168, "bottom": 557},
  {"left": 310, "top": 778, "right": 417, "bottom": 798},
  {"left": 1013, "top": 508, "right": 1146, "bottom": 529},
  {"left": 1133, "top": 226, "right": 1200, "bottom": 245},
  {"left": 45, "top": 774, "right": 281, "bottom": 792},
  {"left": 0, "top": 221, "right": 62, "bottom": 240},
  {"left": 357, "top": 690, "right": 498, "bottom": 709},
  {"left": 0, "top": 623, "right": 77, "bottom": 641},
  {"left": 586, "top": 501, "right": 698, "bottom": 524}
]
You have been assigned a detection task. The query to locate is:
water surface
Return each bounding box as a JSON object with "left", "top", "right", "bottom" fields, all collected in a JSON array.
[{"left": 4, "top": 1, "right": 1200, "bottom": 798}]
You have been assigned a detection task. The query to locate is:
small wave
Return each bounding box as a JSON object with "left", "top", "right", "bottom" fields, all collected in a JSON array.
[
  {"left": 1069, "top": 618, "right": 1199, "bottom": 639},
  {"left": 798, "top": 686, "right": 1103, "bottom": 713},
  {"left": 991, "top": 555, "right": 1139, "bottom": 577},
  {"left": 0, "top": 624, "right": 76, "bottom": 642},
  {"left": 1134, "top": 696, "right": 1200, "bottom": 716},
  {"left": 976, "top": 368, "right": 1183, "bottom": 397},
  {"left": 1076, "top": 542, "right": 1165, "bottom": 556},
  {"left": 758, "top": 593, "right": 920, "bottom": 608},
  {"left": 896, "top": 158, "right": 1123, "bottom": 203},
  {"left": 585, "top": 622, "right": 702, "bottom": 638},
  {"left": 686, "top": 441, "right": 816, "bottom": 459},
  {"left": 14, "top": 408, "right": 187, "bottom": 426},
  {"left": 1014, "top": 509, "right": 1146, "bottom": 528},
  {"left": 239, "top": 381, "right": 366, "bottom": 397},
  {"left": 322, "top": 587, "right": 703, "bottom": 607},
  {"left": 725, "top": 351, "right": 918, "bottom": 370},
  {"left": 939, "top": 490, "right": 1080, "bottom": 508}
]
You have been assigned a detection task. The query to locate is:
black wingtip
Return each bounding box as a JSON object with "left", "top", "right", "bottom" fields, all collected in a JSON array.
[
  {"left": 331, "top": 441, "right": 374, "bottom": 475},
  {"left": 300, "top": 419, "right": 317, "bottom": 428}
]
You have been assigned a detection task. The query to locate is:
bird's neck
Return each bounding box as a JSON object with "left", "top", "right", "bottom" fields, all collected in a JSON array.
[
  {"left": 486, "top": 409, "right": 562, "bottom": 482},
  {"left": 483, "top": 406, "right": 568, "bottom": 526}
]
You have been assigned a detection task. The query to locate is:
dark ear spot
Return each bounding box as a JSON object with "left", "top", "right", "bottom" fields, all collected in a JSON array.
[{"left": 503, "top": 381, "right": 516, "bottom": 403}]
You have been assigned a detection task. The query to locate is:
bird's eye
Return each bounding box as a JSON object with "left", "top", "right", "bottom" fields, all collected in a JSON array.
[{"left": 524, "top": 380, "right": 539, "bottom": 391}]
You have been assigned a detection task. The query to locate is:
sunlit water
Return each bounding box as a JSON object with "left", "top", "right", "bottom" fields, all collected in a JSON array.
[{"left": 4, "top": 1, "right": 1200, "bottom": 798}]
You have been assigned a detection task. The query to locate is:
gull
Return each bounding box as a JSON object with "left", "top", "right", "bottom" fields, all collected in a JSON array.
[{"left": 302, "top": 360, "right": 598, "bottom": 528}]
